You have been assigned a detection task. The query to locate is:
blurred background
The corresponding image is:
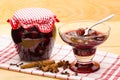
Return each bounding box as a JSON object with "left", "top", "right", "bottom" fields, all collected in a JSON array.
[
  {"left": 0, "top": 0, "right": 120, "bottom": 24},
  {"left": 0, "top": 0, "right": 120, "bottom": 54}
]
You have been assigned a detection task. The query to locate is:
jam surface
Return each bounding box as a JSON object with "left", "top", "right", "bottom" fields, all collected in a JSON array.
[{"left": 62, "top": 28, "right": 108, "bottom": 49}]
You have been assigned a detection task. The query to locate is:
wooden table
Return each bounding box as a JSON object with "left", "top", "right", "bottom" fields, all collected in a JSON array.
[{"left": 0, "top": 0, "right": 120, "bottom": 80}]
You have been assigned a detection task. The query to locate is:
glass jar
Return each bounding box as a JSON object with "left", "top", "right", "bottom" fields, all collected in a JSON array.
[{"left": 7, "top": 8, "right": 59, "bottom": 61}]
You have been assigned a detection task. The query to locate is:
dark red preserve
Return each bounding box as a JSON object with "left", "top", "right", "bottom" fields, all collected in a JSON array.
[{"left": 7, "top": 8, "right": 59, "bottom": 61}]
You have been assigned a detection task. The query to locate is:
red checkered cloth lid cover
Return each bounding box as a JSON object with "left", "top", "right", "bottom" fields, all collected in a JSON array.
[{"left": 7, "top": 8, "right": 59, "bottom": 33}]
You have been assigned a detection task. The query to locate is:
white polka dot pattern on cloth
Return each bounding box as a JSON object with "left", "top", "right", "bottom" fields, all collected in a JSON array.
[{"left": 7, "top": 8, "right": 59, "bottom": 33}]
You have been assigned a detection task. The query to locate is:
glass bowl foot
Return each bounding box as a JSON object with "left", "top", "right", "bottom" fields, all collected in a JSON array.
[{"left": 70, "top": 61, "right": 100, "bottom": 73}]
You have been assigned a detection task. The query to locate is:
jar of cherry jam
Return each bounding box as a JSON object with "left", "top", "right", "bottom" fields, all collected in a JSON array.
[{"left": 7, "top": 8, "right": 59, "bottom": 61}]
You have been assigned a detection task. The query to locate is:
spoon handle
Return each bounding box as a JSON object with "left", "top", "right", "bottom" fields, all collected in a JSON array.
[
  {"left": 84, "top": 14, "right": 114, "bottom": 35},
  {"left": 89, "top": 14, "right": 114, "bottom": 29}
]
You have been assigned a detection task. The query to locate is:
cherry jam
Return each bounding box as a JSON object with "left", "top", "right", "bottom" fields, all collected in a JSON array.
[
  {"left": 12, "top": 26, "right": 56, "bottom": 61},
  {"left": 7, "top": 8, "right": 59, "bottom": 61},
  {"left": 63, "top": 29, "right": 107, "bottom": 48},
  {"left": 60, "top": 28, "right": 108, "bottom": 73}
]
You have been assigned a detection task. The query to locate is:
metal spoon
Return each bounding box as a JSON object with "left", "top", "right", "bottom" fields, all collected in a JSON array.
[{"left": 84, "top": 14, "right": 115, "bottom": 35}]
